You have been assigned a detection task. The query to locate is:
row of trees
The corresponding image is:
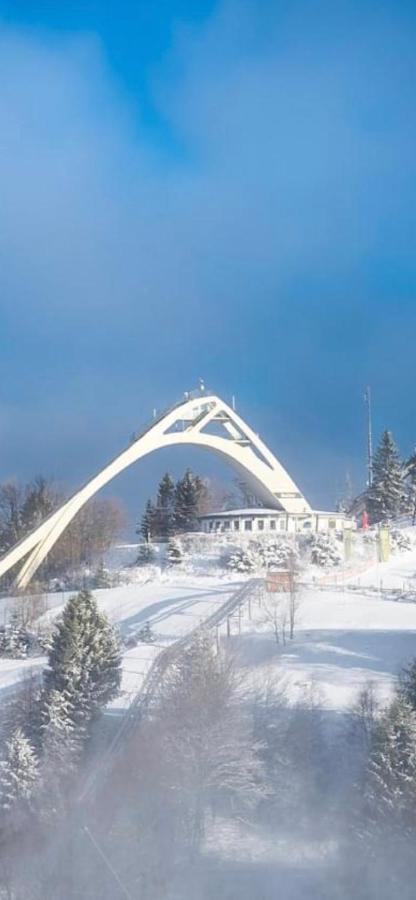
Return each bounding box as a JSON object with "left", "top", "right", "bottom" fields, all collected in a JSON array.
[
  {"left": 139, "top": 470, "right": 209, "bottom": 540},
  {"left": 0, "top": 476, "right": 125, "bottom": 584},
  {"left": 359, "top": 430, "right": 416, "bottom": 524}
]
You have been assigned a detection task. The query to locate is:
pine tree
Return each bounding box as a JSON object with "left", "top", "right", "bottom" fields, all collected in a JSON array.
[
  {"left": 155, "top": 473, "right": 176, "bottom": 539},
  {"left": 39, "top": 689, "right": 82, "bottom": 815},
  {"left": 94, "top": 559, "right": 112, "bottom": 588},
  {"left": 167, "top": 537, "right": 183, "bottom": 566},
  {"left": 40, "top": 689, "right": 81, "bottom": 767},
  {"left": 139, "top": 499, "right": 157, "bottom": 542},
  {"left": 363, "top": 695, "right": 416, "bottom": 836},
  {"left": 174, "top": 470, "right": 207, "bottom": 532},
  {"left": 137, "top": 621, "right": 155, "bottom": 643},
  {"left": 44, "top": 590, "right": 122, "bottom": 730},
  {"left": 399, "top": 657, "right": 416, "bottom": 711},
  {"left": 0, "top": 609, "right": 30, "bottom": 659},
  {"left": 3, "top": 670, "right": 42, "bottom": 750},
  {"left": 366, "top": 431, "right": 404, "bottom": 523},
  {"left": 0, "top": 729, "right": 38, "bottom": 814},
  {"left": 404, "top": 449, "right": 416, "bottom": 524},
  {"left": 136, "top": 543, "right": 155, "bottom": 566}
]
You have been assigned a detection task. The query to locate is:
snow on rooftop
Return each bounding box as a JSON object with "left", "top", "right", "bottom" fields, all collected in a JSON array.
[
  {"left": 198, "top": 508, "right": 285, "bottom": 518},
  {"left": 198, "top": 508, "right": 345, "bottom": 518}
]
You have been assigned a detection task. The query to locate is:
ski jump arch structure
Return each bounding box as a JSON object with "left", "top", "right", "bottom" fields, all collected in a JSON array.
[{"left": 0, "top": 393, "right": 311, "bottom": 590}]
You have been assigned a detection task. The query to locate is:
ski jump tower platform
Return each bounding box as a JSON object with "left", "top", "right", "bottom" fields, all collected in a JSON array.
[{"left": 0, "top": 391, "right": 311, "bottom": 590}]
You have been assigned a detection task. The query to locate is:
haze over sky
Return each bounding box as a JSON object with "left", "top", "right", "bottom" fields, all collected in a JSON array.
[{"left": 1, "top": 0, "right": 415, "bottom": 518}]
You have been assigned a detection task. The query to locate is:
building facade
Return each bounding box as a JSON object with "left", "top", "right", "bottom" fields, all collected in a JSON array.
[{"left": 198, "top": 508, "right": 354, "bottom": 535}]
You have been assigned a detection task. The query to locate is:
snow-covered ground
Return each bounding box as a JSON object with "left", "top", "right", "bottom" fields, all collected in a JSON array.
[
  {"left": 3, "top": 537, "right": 416, "bottom": 898},
  {"left": 0, "top": 575, "right": 241, "bottom": 710},
  {"left": 2, "top": 536, "right": 416, "bottom": 718},
  {"left": 228, "top": 546, "right": 416, "bottom": 713}
]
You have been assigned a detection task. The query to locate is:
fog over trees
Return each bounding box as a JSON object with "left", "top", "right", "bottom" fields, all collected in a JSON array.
[{"left": 0, "top": 606, "right": 415, "bottom": 899}]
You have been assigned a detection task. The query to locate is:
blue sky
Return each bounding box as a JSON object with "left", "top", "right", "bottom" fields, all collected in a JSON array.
[{"left": 1, "top": 0, "right": 415, "bottom": 520}]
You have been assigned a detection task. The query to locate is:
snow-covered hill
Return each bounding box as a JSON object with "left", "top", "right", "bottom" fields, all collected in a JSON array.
[
  {"left": 2, "top": 531, "right": 416, "bottom": 717},
  {"left": 224, "top": 542, "right": 416, "bottom": 713},
  {"left": 0, "top": 575, "right": 241, "bottom": 709}
]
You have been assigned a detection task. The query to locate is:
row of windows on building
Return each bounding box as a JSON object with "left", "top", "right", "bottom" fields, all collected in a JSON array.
[{"left": 206, "top": 518, "right": 287, "bottom": 533}]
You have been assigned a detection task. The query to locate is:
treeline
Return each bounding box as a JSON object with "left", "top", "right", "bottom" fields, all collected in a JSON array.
[
  {"left": 358, "top": 430, "right": 416, "bottom": 524},
  {"left": 0, "top": 476, "right": 125, "bottom": 584},
  {"left": 139, "top": 469, "right": 209, "bottom": 540}
]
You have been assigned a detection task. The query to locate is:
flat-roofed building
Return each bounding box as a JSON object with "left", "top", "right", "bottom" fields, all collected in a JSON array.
[{"left": 198, "top": 508, "right": 354, "bottom": 535}]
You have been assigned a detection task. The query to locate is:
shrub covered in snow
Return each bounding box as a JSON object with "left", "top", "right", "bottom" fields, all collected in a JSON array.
[
  {"left": 307, "top": 532, "right": 343, "bottom": 568},
  {"left": 136, "top": 621, "right": 155, "bottom": 644},
  {"left": 135, "top": 543, "right": 155, "bottom": 566},
  {"left": 93, "top": 560, "right": 113, "bottom": 588},
  {"left": 0, "top": 611, "right": 31, "bottom": 659},
  {"left": 167, "top": 537, "right": 183, "bottom": 565},
  {"left": 390, "top": 529, "right": 412, "bottom": 554},
  {"left": 226, "top": 539, "right": 299, "bottom": 574},
  {"left": 258, "top": 539, "right": 299, "bottom": 571},
  {"left": 226, "top": 546, "right": 259, "bottom": 573}
]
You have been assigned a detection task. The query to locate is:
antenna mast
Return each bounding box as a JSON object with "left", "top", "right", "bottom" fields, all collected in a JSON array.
[{"left": 364, "top": 386, "right": 373, "bottom": 487}]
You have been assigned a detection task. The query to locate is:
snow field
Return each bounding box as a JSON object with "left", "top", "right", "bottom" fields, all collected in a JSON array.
[
  {"left": 225, "top": 547, "right": 416, "bottom": 713},
  {"left": 0, "top": 576, "right": 242, "bottom": 710}
]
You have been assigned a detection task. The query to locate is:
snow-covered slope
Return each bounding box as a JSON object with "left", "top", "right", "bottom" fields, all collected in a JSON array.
[
  {"left": 2, "top": 538, "right": 416, "bottom": 717},
  {"left": 230, "top": 546, "right": 416, "bottom": 713},
  {"left": 0, "top": 576, "right": 241, "bottom": 710}
]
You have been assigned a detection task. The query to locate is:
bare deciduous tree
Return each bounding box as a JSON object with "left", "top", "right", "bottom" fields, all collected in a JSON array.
[{"left": 263, "top": 553, "right": 300, "bottom": 645}]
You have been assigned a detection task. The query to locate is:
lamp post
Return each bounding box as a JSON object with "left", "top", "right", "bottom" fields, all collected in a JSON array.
[{"left": 364, "top": 386, "right": 373, "bottom": 488}]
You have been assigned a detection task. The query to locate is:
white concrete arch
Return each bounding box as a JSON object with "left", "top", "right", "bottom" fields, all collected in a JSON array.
[{"left": 0, "top": 393, "right": 311, "bottom": 589}]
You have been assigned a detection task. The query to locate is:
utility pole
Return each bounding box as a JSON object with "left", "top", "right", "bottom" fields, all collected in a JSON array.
[{"left": 364, "top": 386, "right": 373, "bottom": 487}]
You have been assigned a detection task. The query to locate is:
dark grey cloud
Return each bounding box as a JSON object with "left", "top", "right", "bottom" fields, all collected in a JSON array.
[{"left": 1, "top": 1, "right": 416, "bottom": 516}]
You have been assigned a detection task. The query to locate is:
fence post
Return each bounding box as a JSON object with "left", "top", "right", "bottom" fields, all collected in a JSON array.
[{"left": 227, "top": 616, "right": 231, "bottom": 637}]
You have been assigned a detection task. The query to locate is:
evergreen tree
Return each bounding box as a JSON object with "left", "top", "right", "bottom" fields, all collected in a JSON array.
[
  {"left": 167, "top": 537, "right": 183, "bottom": 566},
  {"left": 363, "top": 695, "right": 416, "bottom": 836},
  {"left": 155, "top": 473, "right": 176, "bottom": 538},
  {"left": 94, "top": 559, "right": 112, "bottom": 588},
  {"left": 44, "top": 590, "right": 122, "bottom": 730},
  {"left": 39, "top": 689, "right": 82, "bottom": 815},
  {"left": 399, "top": 657, "right": 416, "bottom": 711},
  {"left": 366, "top": 430, "right": 404, "bottom": 523},
  {"left": 3, "top": 670, "right": 42, "bottom": 751},
  {"left": 0, "top": 729, "right": 38, "bottom": 814},
  {"left": 139, "top": 499, "right": 157, "bottom": 542},
  {"left": 404, "top": 449, "right": 416, "bottom": 524},
  {"left": 174, "top": 469, "right": 207, "bottom": 532},
  {"left": 0, "top": 609, "right": 30, "bottom": 659},
  {"left": 137, "top": 621, "right": 155, "bottom": 643},
  {"left": 136, "top": 543, "right": 155, "bottom": 566}
]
